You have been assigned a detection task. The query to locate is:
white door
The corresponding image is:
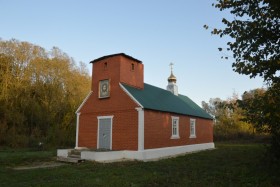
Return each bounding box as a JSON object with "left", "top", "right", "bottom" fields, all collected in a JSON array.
[{"left": 97, "top": 117, "right": 113, "bottom": 150}]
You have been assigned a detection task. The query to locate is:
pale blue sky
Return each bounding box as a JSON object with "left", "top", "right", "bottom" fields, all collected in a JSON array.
[{"left": 0, "top": 0, "right": 265, "bottom": 106}]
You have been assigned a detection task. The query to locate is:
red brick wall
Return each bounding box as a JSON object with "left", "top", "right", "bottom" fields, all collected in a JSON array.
[
  {"left": 78, "top": 109, "right": 139, "bottom": 150},
  {"left": 91, "top": 55, "right": 144, "bottom": 91},
  {"left": 78, "top": 54, "right": 142, "bottom": 150},
  {"left": 119, "top": 56, "right": 144, "bottom": 89},
  {"left": 144, "top": 110, "right": 213, "bottom": 149},
  {"left": 78, "top": 114, "right": 97, "bottom": 148}
]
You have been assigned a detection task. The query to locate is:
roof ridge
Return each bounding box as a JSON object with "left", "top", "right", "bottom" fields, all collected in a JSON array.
[
  {"left": 143, "top": 82, "right": 171, "bottom": 93},
  {"left": 90, "top": 53, "right": 142, "bottom": 63},
  {"left": 144, "top": 83, "right": 191, "bottom": 99}
]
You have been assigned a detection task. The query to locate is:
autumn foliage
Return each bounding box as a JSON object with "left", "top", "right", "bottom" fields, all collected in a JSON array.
[{"left": 0, "top": 39, "right": 91, "bottom": 148}]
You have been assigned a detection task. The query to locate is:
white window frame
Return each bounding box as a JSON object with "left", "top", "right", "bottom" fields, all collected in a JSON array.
[
  {"left": 171, "top": 116, "right": 180, "bottom": 139},
  {"left": 97, "top": 115, "right": 114, "bottom": 149},
  {"left": 190, "top": 118, "right": 196, "bottom": 138}
]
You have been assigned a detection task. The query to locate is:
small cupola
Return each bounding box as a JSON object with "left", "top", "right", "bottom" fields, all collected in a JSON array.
[
  {"left": 166, "top": 63, "right": 178, "bottom": 96},
  {"left": 168, "top": 71, "right": 177, "bottom": 83}
]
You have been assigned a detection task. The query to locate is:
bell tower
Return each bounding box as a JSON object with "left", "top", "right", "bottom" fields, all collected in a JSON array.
[{"left": 166, "top": 63, "right": 178, "bottom": 96}]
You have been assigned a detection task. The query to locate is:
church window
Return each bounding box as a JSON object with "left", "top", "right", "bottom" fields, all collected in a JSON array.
[
  {"left": 171, "top": 116, "right": 179, "bottom": 139},
  {"left": 190, "top": 119, "right": 196, "bottom": 138}
]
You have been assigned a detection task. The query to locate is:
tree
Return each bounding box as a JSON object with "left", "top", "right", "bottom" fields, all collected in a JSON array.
[
  {"left": 239, "top": 86, "right": 280, "bottom": 156},
  {"left": 202, "top": 98, "right": 223, "bottom": 119},
  {"left": 239, "top": 88, "right": 267, "bottom": 132},
  {"left": 208, "top": 0, "right": 280, "bottom": 83},
  {"left": 0, "top": 39, "right": 91, "bottom": 148},
  {"left": 202, "top": 94, "right": 254, "bottom": 141},
  {"left": 207, "top": 0, "right": 280, "bottom": 157}
]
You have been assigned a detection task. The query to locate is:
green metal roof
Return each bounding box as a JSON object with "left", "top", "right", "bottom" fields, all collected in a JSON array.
[{"left": 121, "top": 83, "right": 212, "bottom": 120}]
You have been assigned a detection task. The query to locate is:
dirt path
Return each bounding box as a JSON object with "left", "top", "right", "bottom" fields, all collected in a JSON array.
[{"left": 12, "top": 161, "right": 66, "bottom": 170}]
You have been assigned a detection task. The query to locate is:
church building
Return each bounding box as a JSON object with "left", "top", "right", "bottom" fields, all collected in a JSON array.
[{"left": 59, "top": 53, "right": 214, "bottom": 162}]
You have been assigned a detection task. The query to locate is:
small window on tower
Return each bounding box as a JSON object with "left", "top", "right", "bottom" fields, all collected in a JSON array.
[
  {"left": 104, "top": 62, "right": 108, "bottom": 70},
  {"left": 131, "top": 63, "right": 135, "bottom": 71}
]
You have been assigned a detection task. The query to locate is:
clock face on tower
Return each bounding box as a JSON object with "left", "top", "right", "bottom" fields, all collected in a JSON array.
[{"left": 99, "top": 79, "right": 110, "bottom": 98}]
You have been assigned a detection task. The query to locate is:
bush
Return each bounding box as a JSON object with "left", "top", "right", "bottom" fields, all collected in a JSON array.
[{"left": 213, "top": 124, "right": 267, "bottom": 142}]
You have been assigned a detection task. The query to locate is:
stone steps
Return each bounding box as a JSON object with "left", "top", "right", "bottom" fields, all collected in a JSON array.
[
  {"left": 68, "top": 154, "right": 81, "bottom": 159},
  {"left": 57, "top": 156, "right": 84, "bottom": 163},
  {"left": 57, "top": 150, "right": 85, "bottom": 163}
]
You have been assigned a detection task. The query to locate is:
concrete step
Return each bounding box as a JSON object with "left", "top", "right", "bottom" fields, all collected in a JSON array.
[
  {"left": 57, "top": 156, "right": 84, "bottom": 163},
  {"left": 70, "top": 150, "right": 81, "bottom": 156},
  {"left": 68, "top": 154, "right": 81, "bottom": 159}
]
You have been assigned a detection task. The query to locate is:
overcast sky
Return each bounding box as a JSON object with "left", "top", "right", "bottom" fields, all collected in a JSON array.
[{"left": 0, "top": 0, "right": 265, "bottom": 106}]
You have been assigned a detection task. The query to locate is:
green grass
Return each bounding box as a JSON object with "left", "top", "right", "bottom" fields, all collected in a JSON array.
[
  {"left": 0, "top": 143, "right": 279, "bottom": 186},
  {"left": 0, "top": 148, "right": 56, "bottom": 167}
]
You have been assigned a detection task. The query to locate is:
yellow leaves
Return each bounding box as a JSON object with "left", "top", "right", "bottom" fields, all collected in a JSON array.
[{"left": 0, "top": 39, "right": 91, "bottom": 147}]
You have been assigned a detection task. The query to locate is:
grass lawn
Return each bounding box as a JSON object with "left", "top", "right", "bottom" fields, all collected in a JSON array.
[{"left": 0, "top": 143, "right": 279, "bottom": 186}]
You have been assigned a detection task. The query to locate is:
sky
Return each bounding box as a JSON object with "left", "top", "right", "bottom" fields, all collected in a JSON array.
[{"left": 0, "top": 0, "right": 265, "bottom": 106}]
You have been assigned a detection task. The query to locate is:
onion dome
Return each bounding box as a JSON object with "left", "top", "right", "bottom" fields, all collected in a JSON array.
[
  {"left": 168, "top": 63, "right": 177, "bottom": 83},
  {"left": 168, "top": 72, "right": 177, "bottom": 83}
]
